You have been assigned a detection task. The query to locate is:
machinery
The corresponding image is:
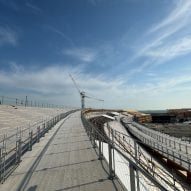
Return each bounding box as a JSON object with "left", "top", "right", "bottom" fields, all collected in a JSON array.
[{"left": 69, "top": 74, "right": 104, "bottom": 109}]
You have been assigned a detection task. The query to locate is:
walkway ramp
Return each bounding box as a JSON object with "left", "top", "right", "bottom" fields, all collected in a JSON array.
[{"left": 0, "top": 111, "right": 125, "bottom": 191}]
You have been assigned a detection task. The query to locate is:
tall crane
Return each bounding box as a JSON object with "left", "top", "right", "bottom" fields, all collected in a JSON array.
[{"left": 69, "top": 74, "right": 104, "bottom": 109}]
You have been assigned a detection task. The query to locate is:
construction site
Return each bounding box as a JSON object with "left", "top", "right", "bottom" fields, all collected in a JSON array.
[{"left": 0, "top": 76, "right": 190, "bottom": 191}]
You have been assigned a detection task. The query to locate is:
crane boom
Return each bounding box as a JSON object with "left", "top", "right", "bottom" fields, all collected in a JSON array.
[
  {"left": 69, "top": 74, "right": 104, "bottom": 109},
  {"left": 69, "top": 74, "right": 81, "bottom": 94},
  {"left": 85, "top": 95, "right": 104, "bottom": 102}
]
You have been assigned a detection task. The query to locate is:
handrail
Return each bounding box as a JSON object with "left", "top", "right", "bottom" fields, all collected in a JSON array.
[
  {"left": 81, "top": 110, "right": 170, "bottom": 191},
  {"left": 0, "top": 109, "right": 78, "bottom": 182},
  {"left": 121, "top": 119, "right": 191, "bottom": 172}
]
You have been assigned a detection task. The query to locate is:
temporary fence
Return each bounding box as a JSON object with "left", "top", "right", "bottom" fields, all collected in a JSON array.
[
  {"left": 0, "top": 95, "right": 73, "bottom": 109},
  {"left": 121, "top": 118, "right": 191, "bottom": 173},
  {"left": 0, "top": 109, "right": 77, "bottom": 182},
  {"left": 81, "top": 110, "right": 171, "bottom": 191}
]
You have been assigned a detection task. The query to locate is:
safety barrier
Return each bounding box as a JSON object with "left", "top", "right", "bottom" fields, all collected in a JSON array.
[
  {"left": 121, "top": 118, "right": 191, "bottom": 173},
  {"left": 0, "top": 110, "right": 77, "bottom": 182},
  {"left": 81, "top": 110, "right": 169, "bottom": 191},
  {"left": 0, "top": 95, "right": 76, "bottom": 109}
]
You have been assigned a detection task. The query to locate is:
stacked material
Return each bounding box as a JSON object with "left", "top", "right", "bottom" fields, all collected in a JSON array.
[{"left": 123, "top": 110, "right": 152, "bottom": 123}]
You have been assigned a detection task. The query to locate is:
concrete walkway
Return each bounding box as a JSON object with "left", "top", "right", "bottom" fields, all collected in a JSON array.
[{"left": 0, "top": 111, "right": 126, "bottom": 191}]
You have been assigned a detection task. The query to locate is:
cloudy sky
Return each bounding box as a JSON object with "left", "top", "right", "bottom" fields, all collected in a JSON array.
[{"left": 1, "top": 0, "right": 191, "bottom": 110}]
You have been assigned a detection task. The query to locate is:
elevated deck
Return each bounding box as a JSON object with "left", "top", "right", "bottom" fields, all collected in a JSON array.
[{"left": 0, "top": 111, "right": 125, "bottom": 191}]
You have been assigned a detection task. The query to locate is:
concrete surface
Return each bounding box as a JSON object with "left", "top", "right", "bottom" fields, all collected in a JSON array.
[{"left": 0, "top": 105, "right": 67, "bottom": 139}]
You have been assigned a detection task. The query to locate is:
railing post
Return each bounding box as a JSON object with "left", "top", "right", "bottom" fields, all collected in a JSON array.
[
  {"left": 0, "top": 147, "right": 3, "bottom": 182},
  {"left": 87, "top": 123, "right": 91, "bottom": 138},
  {"left": 16, "top": 138, "right": 21, "bottom": 164},
  {"left": 129, "top": 163, "right": 136, "bottom": 191},
  {"left": 42, "top": 123, "right": 45, "bottom": 137},
  {"left": 89, "top": 126, "right": 92, "bottom": 141},
  {"left": 47, "top": 121, "right": 50, "bottom": 131},
  {"left": 108, "top": 128, "right": 115, "bottom": 180},
  {"left": 0, "top": 143, "right": 6, "bottom": 183},
  {"left": 29, "top": 131, "right": 33, "bottom": 151},
  {"left": 1, "top": 96, "right": 4, "bottom": 105},
  {"left": 92, "top": 128, "right": 96, "bottom": 148},
  {"left": 134, "top": 140, "right": 140, "bottom": 191},
  {"left": 37, "top": 126, "right": 40, "bottom": 143},
  {"left": 98, "top": 134, "right": 103, "bottom": 160}
]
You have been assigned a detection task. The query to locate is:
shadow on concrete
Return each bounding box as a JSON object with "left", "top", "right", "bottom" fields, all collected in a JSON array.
[
  {"left": 27, "top": 185, "right": 37, "bottom": 191},
  {"left": 54, "top": 178, "right": 109, "bottom": 191},
  {"left": 33, "top": 159, "right": 98, "bottom": 173}
]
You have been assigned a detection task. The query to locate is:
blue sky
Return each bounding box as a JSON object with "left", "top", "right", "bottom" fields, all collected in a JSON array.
[{"left": 1, "top": 0, "right": 191, "bottom": 109}]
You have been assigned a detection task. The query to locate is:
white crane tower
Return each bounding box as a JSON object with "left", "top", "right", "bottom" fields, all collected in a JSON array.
[{"left": 69, "top": 74, "right": 104, "bottom": 109}]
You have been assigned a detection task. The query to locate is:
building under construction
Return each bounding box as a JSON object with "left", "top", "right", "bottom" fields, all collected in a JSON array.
[{"left": 122, "top": 110, "right": 152, "bottom": 123}]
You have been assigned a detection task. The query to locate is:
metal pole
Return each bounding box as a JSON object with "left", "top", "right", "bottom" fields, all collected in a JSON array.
[
  {"left": 0, "top": 147, "right": 2, "bottom": 181},
  {"left": 108, "top": 142, "right": 114, "bottom": 179},
  {"left": 108, "top": 129, "right": 115, "bottom": 180},
  {"left": 92, "top": 128, "right": 96, "bottom": 148},
  {"left": 37, "top": 126, "right": 40, "bottom": 142},
  {"left": 29, "top": 131, "right": 33, "bottom": 151},
  {"left": 42, "top": 123, "right": 45, "bottom": 137},
  {"left": 16, "top": 138, "right": 21, "bottom": 164},
  {"left": 129, "top": 163, "right": 136, "bottom": 191},
  {"left": 25, "top": 96, "right": 28, "bottom": 107},
  {"left": 98, "top": 134, "right": 103, "bottom": 160},
  {"left": 112, "top": 129, "right": 115, "bottom": 177},
  {"left": 1, "top": 96, "right": 4, "bottom": 105},
  {"left": 134, "top": 140, "right": 140, "bottom": 191}
]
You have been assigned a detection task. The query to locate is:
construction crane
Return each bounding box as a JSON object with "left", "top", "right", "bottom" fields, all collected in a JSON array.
[{"left": 69, "top": 74, "right": 104, "bottom": 109}]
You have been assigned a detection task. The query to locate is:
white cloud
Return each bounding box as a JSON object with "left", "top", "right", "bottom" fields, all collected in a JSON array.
[
  {"left": 1, "top": 64, "right": 191, "bottom": 109},
  {"left": 62, "top": 48, "right": 97, "bottom": 62},
  {"left": 146, "top": 36, "right": 191, "bottom": 62},
  {"left": 148, "top": 0, "right": 191, "bottom": 34},
  {"left": 131, "top": 0, "right": 191, "bottom": 67},
  {"left": 0, "top": 26, "right": 18, "bottom": 46},
  {"left": 47, "top": 26, "right": 76, "bottom": 48},
  {"left": 25, "top": 0, "right": 42, "bottom": 14}
]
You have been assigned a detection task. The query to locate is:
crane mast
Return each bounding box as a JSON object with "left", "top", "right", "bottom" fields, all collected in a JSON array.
[{"left": 69, "top": 74, "right": 103, "bottom": 109}]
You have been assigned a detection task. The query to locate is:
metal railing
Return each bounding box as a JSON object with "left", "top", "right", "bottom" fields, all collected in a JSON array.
[
  {"left": 81, "top": 111, "right": 170, "bottom": 191},
  {"left": 0, "top": 95, "right": 75, "bottom": 109},
  {"left": 0, "top": 109, "right": 77, "bottom": 182},
  {"left": 108, "top": 127, "right": 188, "bottom": 191},
  {"left": 121, "top": 118, "right": 191, "bottom": 173}
]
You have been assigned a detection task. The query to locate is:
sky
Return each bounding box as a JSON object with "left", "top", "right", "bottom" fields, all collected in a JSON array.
[{"left": 1, "top": 0, "right": 191, "bottom": 110}]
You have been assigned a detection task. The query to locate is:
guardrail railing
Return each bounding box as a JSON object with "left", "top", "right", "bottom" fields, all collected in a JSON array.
[
  {"left": 0, "top": 95, "right": 76, "bottom": 109},
  {"left": 81, "top": 111, "right": 170, "bottom": 191},
  {"left": 132, "top": 121, "right": 191, "bottom": 154},
  {"left": 0, "top": 109, "right": 77, "bottom": 182},
  {"left": 121, "top": 118, "right": 191, "bottom": 173}
]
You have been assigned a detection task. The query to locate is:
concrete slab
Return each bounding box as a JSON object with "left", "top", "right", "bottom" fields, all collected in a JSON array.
[{"left": 0, "top": 105, "right": 67, "bottom": 140}]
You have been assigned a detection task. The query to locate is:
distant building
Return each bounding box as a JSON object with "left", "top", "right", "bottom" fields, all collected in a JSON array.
[{"left": 168, "top": 109, "right": 191, "bottom": 122}]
